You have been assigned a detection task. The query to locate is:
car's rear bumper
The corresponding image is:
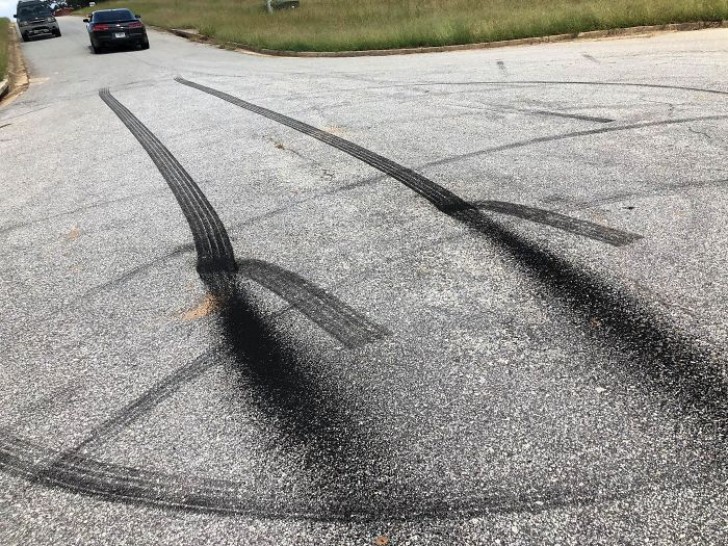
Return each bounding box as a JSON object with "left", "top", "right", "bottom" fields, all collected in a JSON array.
[{"left": 93, "top": 31, "right": 147, "bottom": 47}]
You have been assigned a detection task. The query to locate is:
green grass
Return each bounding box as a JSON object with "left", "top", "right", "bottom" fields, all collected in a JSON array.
[
  {"left": 0, "top": 18, "right": 9, "bottom": 80},
  {"left": 78, "top": 0, "right": 728, "bottom": 51}
]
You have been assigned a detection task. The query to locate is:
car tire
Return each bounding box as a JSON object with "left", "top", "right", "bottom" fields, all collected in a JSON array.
[
  {"left": 91, "top": 42, "right": 100, "bottom": 54},
  {"left": 54, "top": 29, "right": 61, "bottom": 37},
  {"left": 21, "top": 33, "right": 29, "bottom": 42},
  {"left": 140, "top": 39, "right": 149, "bottom": 50}
]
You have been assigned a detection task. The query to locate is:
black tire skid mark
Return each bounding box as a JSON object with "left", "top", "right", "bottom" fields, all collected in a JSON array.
[
  {"left": 233, "top": 261, "right": 389, "bottom": 349},
  {"left": 174, "top": 78, "right": 728, "bottom": 431},
  {"left": 471, "top": 200, "right": 642, "bottom": 246},
  {"left": 529, "top": 110, "right": 614, "bottom": 124},
  {"left": 76, "top": 246, "right": 390, "bottom": 349},
  {"left": 99, "top": 88, "right": 386, "bottom": 347},
  {"left": 175, "top": 77, "right": 638, "bottom": 246},
  {"left": 409, "top": 80, "right": 728, "bottom": 98},
  {"left": 99, "top": 88, "right": 234, "bottom": 276},
  {"left": 2, "top": 348, "right": 370, "bottom": 519},
  {"left": 174, "top": 78, "right": 458, "bottom": 206},
  {"left": 259, "top": 231, "right": 471, "bottom": 331},
  {"left": 0, "top": 428, "right": 648, "bottom": 521},
  {"left": 0, "top": 433, "right": 251, "bottom": 515},
  {"left": 237, "top": 259, "right": 390, "bottom": 348},
  {"left": 0, "top": 92, "right": 712, "bottom": 521},
  {"left": 0, "top": 89, "right": 394, "bottom": 519},
  {"left": 96, "top": 86, "right": 388, "bottom": 480},
  {"left": 41, "top": 349, "right": 222, "bottom": 466},
  {"left": 421, "top": 113, "right": 728, "bottom": 172},
  {"left": 0, "top": 84, "right": 721, "bottom": 522}
]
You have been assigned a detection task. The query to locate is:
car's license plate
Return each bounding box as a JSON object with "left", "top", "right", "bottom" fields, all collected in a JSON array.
[{"left": 114, "top": 32, "right": 126, "bottom": 38}]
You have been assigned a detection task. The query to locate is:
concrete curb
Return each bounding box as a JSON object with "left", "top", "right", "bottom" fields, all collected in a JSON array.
[
  {"left": 170, "top": 20, "right": 728, "bottom": 58},
  {"left": 1, "top": 21, "right": 11, "bottom": 99}
]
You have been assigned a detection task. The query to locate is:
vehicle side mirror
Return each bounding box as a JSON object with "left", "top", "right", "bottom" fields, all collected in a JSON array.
[
  {"left": 82, "top": 18, "right": 89, "bottom": 22},
  {"left": 135, "top": 14, "right": 141, "bottom": 18},
  {"left": 13, "top": 13, "right": 16, "bottom": 18}
]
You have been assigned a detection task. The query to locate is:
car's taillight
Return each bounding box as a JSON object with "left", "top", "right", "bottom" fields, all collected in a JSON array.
[
  {"left": 128, "top": 21, "right": 143, "bottom": 28},
  {"left": 93, "top": 23, "right": 110, "bottom": 31}
]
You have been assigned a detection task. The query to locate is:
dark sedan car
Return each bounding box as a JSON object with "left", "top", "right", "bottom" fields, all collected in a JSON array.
[{"left": 83, "top": 8, "right": 149, "bottom": 53}]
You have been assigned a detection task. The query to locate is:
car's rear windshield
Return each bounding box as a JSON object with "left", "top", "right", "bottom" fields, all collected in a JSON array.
[
  {"left": 93, "top": 10, "right": 135, "bottom": 23},
  {"left": 18, "top": 5, "right": 52, "bottom": 18}
]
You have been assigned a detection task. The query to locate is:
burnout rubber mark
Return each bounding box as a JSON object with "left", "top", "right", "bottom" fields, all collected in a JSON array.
[
  {"left": 100, "top": 88, "right": 236, "bottom": 276},
  {"left": 98, "top": 88, "right": 387, "bottom": 348},
  {"left": 174, "top": 77, "right": 640, "bottom": 247},
  {"left": 0, "top": 90, "right": 396, "bottom": 518},
  {"left": 172, "top": 77, "right": 727, "bottom": 430},
  {"left": 1, "top": 81, "right": 725, "bottom": 523}
]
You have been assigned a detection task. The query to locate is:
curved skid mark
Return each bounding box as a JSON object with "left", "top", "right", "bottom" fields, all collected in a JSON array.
[
  {"left": 0, "top": 429, "right": 647, "bottom": 521},
  {"left": 0, "top": 89, "right": 394, "bottom": 519},
  {"left": 238, "top": 259, "right": 390, "bottom": 348},
  {"left": 99, "top": 88, "right": 236, "bottom": 276},
  {"left": 0, "top": 82, "right": 723, "bottom": 522},
  {"left": 98, "top": 89, "right": 387, "bottom": 349},
  {"left": 175, "top": 77, "right": 641, "bottom": 247},
  {"left": 414, "top": 80, "right": 728, "bottom": 97},
  {"left": 40, "top": 349, "right": 222, "bottom": 470},
  {"left": 423, "top": 114, "right": 728, "bottom": 171},
  {"left": 175, "top": 78, "right": 727, "bottom": 430},
  {"left": 472, "top": 200, "right": 642, "bottom": 246}
]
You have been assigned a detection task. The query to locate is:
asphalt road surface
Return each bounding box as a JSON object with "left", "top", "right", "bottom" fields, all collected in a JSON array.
[{"left": 1, "top": 16, "right": 727, "bottom": 545}]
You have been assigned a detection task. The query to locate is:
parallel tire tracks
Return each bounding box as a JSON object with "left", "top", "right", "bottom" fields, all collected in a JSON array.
[
  {"left": 2, "top": 81, "right": 723, "bottom": 522},
  {"left": 238, "top": 259, "right": 389, "bottom": 348},
  {"left": 100, "top": 88, "right": 236, "bottom": 275},
  {"left": 0, "top": 427, "right": 636, "bottom": 521},
  {"left": 173, "top": 77, "right": 727, "bottom": 427},
  {"left": 98, "top": 88, "right": 386, "bottom": 348},
  {"left": 473, "top": 200, "right": 641, "bottom": 246},
  {"left": 0, "top": 89, "right": 394, "bottom": 518},
  {"left": 174, "top": 77, "right": 640, "bottom": 247}
]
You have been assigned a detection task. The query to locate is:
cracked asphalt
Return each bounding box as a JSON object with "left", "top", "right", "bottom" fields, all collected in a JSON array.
[{"left": 0, "top": 17, "right": 727, "bottom": 545}]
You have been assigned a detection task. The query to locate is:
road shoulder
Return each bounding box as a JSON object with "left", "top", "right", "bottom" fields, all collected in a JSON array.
[
  {"left": 168, "top": 19, "right": 728, "bottom": 58},
  {"left": 0, "top": 23, "right": 29, "bottom": 107}
]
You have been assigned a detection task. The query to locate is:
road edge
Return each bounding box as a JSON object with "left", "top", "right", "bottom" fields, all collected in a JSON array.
[
  {"left": 0, "top": 24, "right": 29, "bottom": 107},
  {"left": 168, "top": 19, "right": 728, "bottom": 57}
]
